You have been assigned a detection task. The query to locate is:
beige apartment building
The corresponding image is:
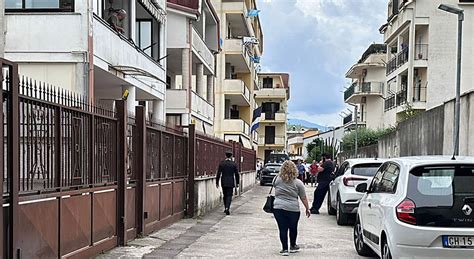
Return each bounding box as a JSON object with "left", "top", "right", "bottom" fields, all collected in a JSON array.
[
  {"left": 344, "top": 44, "right": 387, "bottom": 130},
  {"left": 211, "top": 0, "right": 264, "bottom": 148},
  {"left": 379, "top": 0, "right": 474, "bottom": 126},
  {"left": 256, "top": 73, "right": 290, "bottom": 163}
]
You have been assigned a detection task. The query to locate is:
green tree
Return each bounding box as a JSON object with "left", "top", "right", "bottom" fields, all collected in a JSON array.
[
  {"left": 341, "top": 127, "right": 396, "bottom": 151},
  {"left": 305, "top": 138, "right": 337, "bottom": 163}
]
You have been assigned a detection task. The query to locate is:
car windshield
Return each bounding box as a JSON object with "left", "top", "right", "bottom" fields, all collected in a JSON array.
[
  {"left": 265, "top": 164, "right": 281, "bottom": 171},
  {"left": 351, "top": 163, "right": 382, "bottom": 177},
  {"left": 408, "top": 164, "right": 474, "bottom": 207}
]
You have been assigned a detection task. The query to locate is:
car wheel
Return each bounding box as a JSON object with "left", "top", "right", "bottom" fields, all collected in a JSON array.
[
  {"left": 336, "top": 195, "right": 350, "bottom": 225},
  {"left": 382, "top": 238, "right": 392, "bottom": 259},
  {"left": 327, "top": 192, "right": 336, "bottom": 215},
  {"left": 354, "top": 217, "right": 375, "bottom": 257}
]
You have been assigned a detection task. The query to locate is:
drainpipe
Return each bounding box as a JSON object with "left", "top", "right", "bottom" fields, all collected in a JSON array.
[
  {"left": 87, "top": 0, "right": 94, "bottom": 101},
  {"left": 0, "top": 1, "right": 4, "bottom": 58},
  {"left": 187, "top": 19, "right": 193, "bottom": 124}
]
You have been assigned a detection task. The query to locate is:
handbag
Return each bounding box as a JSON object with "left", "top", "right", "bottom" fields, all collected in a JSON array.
[{"left": 263, "top": 177, "right": 276, "bottom": 213}]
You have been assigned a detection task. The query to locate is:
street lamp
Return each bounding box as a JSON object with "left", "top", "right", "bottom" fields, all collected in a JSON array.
[{"left": 438, "top": 4, "right": 464, "bottom": 156}]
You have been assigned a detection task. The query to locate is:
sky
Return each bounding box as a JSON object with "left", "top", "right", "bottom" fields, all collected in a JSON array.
[{"left": 257, "top": 0, "right": 387, "bottom": 127}]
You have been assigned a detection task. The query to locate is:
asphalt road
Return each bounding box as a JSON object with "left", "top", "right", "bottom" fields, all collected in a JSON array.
[{"left": 98, "top": 184, "right": 370, "bottom": 258}]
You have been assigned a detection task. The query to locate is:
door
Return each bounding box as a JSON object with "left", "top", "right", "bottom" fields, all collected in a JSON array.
[
  {"left": 264, "top": 150, "right": 273, "bottom": 164},
  {"left": 265, "top": 126, "right": 275, "bottom": 144},
  {"left": 330, "top": 162, "right": 348, "bottom": 207},
  {"left": 359, "top": 163, "right": 387, "bottom": 248}
]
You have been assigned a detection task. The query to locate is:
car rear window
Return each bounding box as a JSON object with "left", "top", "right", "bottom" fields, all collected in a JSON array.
[
  {"left": 265, "top": 165, "right": 281, "bottom": 171},
  {"left": 351, "top": 163, "right": 382, "bottom": 177},
  {"left": 408, "top": 165, "right": 474, "bottom": 207}
]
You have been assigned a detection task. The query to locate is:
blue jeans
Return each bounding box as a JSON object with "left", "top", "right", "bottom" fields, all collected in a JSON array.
[
  {"left": 273, "top": 209, "right": 301, "bottom": 250},
  {"left": 311, "top": 181, "right": 330, "bottom": 212}
]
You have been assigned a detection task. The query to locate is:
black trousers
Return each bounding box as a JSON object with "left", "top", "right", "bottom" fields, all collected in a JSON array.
[
  {"left": 311, "top": 181, "right": 330, "bottom": 212},
  {"left": 222, "top": 187, "right": 234, "bottom": 210},
  {"left": 273, "top": 209, "right": 301, "bottom": 250}
]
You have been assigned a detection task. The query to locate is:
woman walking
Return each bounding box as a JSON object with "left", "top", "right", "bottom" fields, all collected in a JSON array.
[{"left": 273, "top": 160, "right": 311, "bottom": 256}]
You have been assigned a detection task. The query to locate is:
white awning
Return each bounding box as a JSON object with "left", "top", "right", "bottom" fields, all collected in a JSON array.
[{"left": 138, "top": 0, "right": 166, "bottom": 24}]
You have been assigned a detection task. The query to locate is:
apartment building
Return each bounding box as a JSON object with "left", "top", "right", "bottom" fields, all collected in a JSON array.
[
  {"left": 210, "top": 0, "right": 263, "bottom": 148},
  {"left": 165, "top": 0, "right": 220, "bottom": 133},
  {"left": 303, "top": 126, "right": 345, "bottom": 159},
  {"left": 256, "top": 73, "right": 290, "bottom": 163},
  {"left": 287, "top": 128, "right": 316, "bottom": 159},
  {"left": 379, "top": 0, "right": 474, "bottom": 125},
  {"left": 4, "top": 0, "right": 168, "bottom": 121},
  {"left": 343, "top": 44, "right": 387, "bottom": 129}
]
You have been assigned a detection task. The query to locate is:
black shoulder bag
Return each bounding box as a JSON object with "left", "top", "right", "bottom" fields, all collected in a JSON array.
[{"left": 263, "top": 177, "right": 277, "bottom": 213}]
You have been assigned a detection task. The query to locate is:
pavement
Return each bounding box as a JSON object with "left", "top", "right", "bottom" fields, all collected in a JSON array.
[{"left": 96, "top": 184, "right": 369, "bottom": 258}]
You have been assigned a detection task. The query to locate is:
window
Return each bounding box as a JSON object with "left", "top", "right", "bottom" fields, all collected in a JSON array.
[
  {"left": 263, "top": 77, "right": 273, "bottom": 88},
  {"left": 352, "top": 163, "right": 383, "bottom": 177},
  {"left": 6, "top": 0, "right": 74, "bottom": 11},
  {"left": 136, "top": 20, "right": 153, "bottom": 57},
  {"left": 370, "top": 163, "right": 400, "bottom": 194}
]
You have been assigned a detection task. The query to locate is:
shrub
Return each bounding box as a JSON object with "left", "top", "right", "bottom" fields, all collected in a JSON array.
[{"left": 341, "top": 127, "right": 395, "bottom": 151}]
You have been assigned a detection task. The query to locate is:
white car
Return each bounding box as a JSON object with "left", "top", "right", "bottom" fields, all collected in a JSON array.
[
  {"left": 354, "top": 156, "right": 474, "bottom": 258},
  {"left": 328, "top": 158, "right": 386, "bottom": 225}
]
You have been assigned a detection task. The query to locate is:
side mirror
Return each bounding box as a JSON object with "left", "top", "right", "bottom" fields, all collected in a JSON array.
[{"left": 355, "top": 183, "right": 368, "bottom": 193}]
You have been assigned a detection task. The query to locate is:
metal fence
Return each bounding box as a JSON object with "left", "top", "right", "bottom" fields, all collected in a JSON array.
[{"left": 1, "top": 58, "right": 256, "bottom": 258}]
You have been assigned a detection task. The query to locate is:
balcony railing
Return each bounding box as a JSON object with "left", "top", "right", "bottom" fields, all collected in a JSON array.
[
  {"left": 386, "top": 47, "right": 409, "bottom": 75},
  {"left": 192, "top": 27, "right": 215, "bottom": 72},
  {"left": 223, "top": 79, "right": 251, "bottom": 103},
  {"left": 414, "top": 44, "right": 428, "bottom": 60},
  {"left": 413, "top": 85, "right": 427, "bottom": 102},
  {"left": 360, "top": 82, "right": 384, "bottom": 93},
  {"left": 223, "top": 119, "right": 250, "bottom": 136},
  {"left": 344, "top": 83, "right": 356, "bottom": 101},
  {"left": 396, "top": 90, "right": 407, "bottom": 106},
  {"left": 259, "top": 136, "right": 285, "bottom": 146},
  {"left": 343, "top": 114, "right": 353, "bottom": 125},
  {"left": 385, "top": 95, "right": 396, "bottom": 111}
]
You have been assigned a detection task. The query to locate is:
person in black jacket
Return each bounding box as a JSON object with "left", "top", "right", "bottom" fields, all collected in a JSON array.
[{"left": 216, "top": 151, "right": 240, "bottom": 215}]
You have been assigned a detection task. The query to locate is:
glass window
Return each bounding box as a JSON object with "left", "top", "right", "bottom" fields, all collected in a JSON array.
[
  {"left": 352, "top": 163, "right": 383, "bottom": 177},
  {"left": 370, "top": 164, "right": 386, "bottom": 192},
  {"left": 378, "top": 164, "right": 400, "bottom": 193},
  {"left": 136, "top": 20, "right": 152, "bottom": 57},
  {"left": 6, "top": 0, "right": 74, "bottom": 11}
]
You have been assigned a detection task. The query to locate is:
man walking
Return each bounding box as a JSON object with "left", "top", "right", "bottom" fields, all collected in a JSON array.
[
  {"left": 310, "top": 153, "right": 334, "bottom": 214},
  {"left": 216, "top": 151, "right": 240, "bottom": 215},
  {"left": 296, "top": 159, "right": 306, "bottom": 183}
]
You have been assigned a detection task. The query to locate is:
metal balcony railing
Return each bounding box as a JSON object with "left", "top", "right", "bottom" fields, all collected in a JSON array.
[
  {"left": 344, "top": 83, "right": 356, "bottom": 101},
  {"left": 396, "top": 90, "right": 407, "bottom": 106},
  {"left": 414, "top": 44, "right": 429, "bottom": 60},
  {"left": 384, "top": 95, "right": 396, "bottom": 111},
  {"left": 343, "top": 114, "right": 353, "bottom": 125},
  {"left": 386, "top": 47, "right": 409, "bottom": 75},
  {"left": 360, "top": 82, "right": 384, "bottom": 94}
]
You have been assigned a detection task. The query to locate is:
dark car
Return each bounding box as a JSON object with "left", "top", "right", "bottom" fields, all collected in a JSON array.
[{"left": 260, "top": 163, "right": 281, "bottom": 186}]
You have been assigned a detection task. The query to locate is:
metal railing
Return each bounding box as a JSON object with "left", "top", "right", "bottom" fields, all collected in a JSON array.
[
  {"left": 396, "top": 90, "right": 407, "bottom": 106},
  {"left": 343, "top": 114, "right": 353, "bottom": 125},
  {"left": 385, "top": 95, "right": 396, "bottom": 111},
  {"left": 414, "top": 44, "right": 429, "bottom": 60},
  {"left": 386, "top": 47, "right": 409, "bottom": 75},
  {"left": 413, "top": 85, "right": 427, "bottom": 102},
  {"left": 344, "top": 83, "right": 356, "bottom": 101}
]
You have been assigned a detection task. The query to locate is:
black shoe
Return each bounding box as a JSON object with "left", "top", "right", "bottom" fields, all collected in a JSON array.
[
  {"left": 311, "top": 210, "right": 319, "bottom": 214},
  {"left": 290, "top": 245, "right": 300, "bottom": 253},
  {"left": 279, "top": 250, "right": 289, "bottom": 256},
  {"left": 225, "top": 209, "right": 230, "bottom": 215}
]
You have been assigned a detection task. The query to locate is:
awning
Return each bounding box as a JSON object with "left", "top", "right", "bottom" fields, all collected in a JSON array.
[
  {"left": 139, "top": 0, "right": 166, "bottom": 24},
  {"left": 111, "top": 65, "right": 167, "bottom": 85}
]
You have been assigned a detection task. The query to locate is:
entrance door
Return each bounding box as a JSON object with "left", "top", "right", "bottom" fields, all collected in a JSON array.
[{"left": 265, "top": 126, "right": 275, "bottom": 144}]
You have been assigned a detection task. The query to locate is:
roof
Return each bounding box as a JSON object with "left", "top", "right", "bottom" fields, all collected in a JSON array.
[{"left": 389, "top": 156, "right": 474, "bottom": 167}]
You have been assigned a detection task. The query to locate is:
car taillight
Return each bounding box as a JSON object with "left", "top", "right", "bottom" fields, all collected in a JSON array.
[
  {"left": 343, "top": 176, "right": 367, "bottom": 187},
  {"left": 396, "top": 199, "right": 416, "bottom": 225}
]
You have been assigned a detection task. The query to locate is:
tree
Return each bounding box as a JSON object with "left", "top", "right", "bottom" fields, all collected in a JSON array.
[
  {"left": 305, "top": 138, "right": 337, "bottom": 163},
  {"left": 341, "top": 127, "right": 396, "bottom": 152}
]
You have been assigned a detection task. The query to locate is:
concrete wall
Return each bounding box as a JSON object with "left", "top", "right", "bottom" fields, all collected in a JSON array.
[{"left": 194, "top": 171, "right": 257, "bottom": 217}]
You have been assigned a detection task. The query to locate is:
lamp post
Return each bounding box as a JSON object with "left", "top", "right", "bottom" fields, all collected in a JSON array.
[{"left": 438, "top": 4, "right": 464, "bottom": 156}]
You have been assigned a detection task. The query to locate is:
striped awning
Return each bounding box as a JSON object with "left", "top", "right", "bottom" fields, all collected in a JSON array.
[{"left": 139, "top": 0, "right": 166, "bottom": 24}]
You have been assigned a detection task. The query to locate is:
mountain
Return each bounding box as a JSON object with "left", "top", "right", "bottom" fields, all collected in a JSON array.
[{"left": 287, "top": 118, "right": 328, "bottom": 131}]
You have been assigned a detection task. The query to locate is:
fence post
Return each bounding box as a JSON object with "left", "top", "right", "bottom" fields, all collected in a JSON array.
[
  {"left": 186, "top": 124, "right": 195, "bottom": 217},
  {"left": 116, "top": 100, "right": 128, "bottom": 246},
  {"left": 135, "top": 106, "right": 146, "bottom": 235},
  {"left": 6, "top": 62, "right": 20, "bottom": 258}
]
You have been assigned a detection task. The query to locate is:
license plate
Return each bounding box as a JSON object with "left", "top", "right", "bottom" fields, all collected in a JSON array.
[
  {"left": 443, "top": 236, "right": 474, "bottom": 248},
  {"left": 270, "top": 173, "right": 278, "bottom": 176}
]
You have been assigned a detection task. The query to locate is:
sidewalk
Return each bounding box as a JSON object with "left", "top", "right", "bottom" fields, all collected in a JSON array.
[{"left": 96, "top": 185, "right": 363, "bottom": 258}]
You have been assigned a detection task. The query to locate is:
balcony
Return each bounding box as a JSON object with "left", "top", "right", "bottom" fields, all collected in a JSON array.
[
  {"left": 223, "top": 79, "right": 251, "bottom": 106},
  {"left": 255, "top": 88, "right": 287, "bottom": 99},
  {"left": 224, "top": 39, "right": 252, "bottom": 72},
  {"left": 384, "top": 95, "right": 396, "bottom": 111},
  {"left": 258, "top": 136, "right": 285, "bottom": 146},
  {"left": 192, "top": 27, "right": 215, "bottom": 74},
  {"left": 222, "top": 119, "right": 251, "bottom": 136},
  {"left": 93, "top": 16, "right": 165, "bottom": 94},
  {"left": 260, "top": 112, "right": 286, "bottom": 123},
  {"left": 386, "top": 47, "right": 409, "bottom": 75},
  {"left": 343, "top": 114, "right": 366, "bottom": 129},
  {"left": 345, "top": 82, "right": 384, "bottom": 104},
  {"left": 383, "top": 7, "right": 413, "bottom": 42},
  {"left": 288, "top": 136, "right": 303, "bottom": 146},
  {"left": 414, "top": 44, "right": 428, "bottom": 61},
  {"left": 343, "top": 114, "right": 353, "bottom": 125},
  {"left": 166, "top": 89, "right": 214, "bottom": 124}
]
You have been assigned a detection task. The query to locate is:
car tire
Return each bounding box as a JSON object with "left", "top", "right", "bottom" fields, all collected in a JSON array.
[
  {"left": 354, "top": 217, "right": 375, "bottom": 257},
  {"left": 327, "top": 192, "right": 336, "bottom": 216},
  {"left": 336, "top": 195, "right": 350, "bottom": 225},
  {"left": 381, "top": 237, "right": 392, "bottom": 259}
]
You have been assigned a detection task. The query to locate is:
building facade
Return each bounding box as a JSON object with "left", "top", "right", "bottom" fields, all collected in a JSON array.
[
  {"left": 343, "top": 44, "right": 387, "bottom": 130},
  {"left": 303, "top": 126, "right": 345, "bottom": 159},
  {"left": 379, "top": 0, "right": 474, "bottom": 125},
  {"left": 165, "top": 0, "right": 219, "bottom": 133},
  {"left": 255, "top": 72, "right": 290, "bottom": 163},
  {"left": 5, "top": 0, "right": 168, "bottom": 121},
  {"left": 211, "top": 0, "right": 263, "bottom": 148}
]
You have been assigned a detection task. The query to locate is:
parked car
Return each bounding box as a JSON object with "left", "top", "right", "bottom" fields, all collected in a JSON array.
[
  {"left": 260, "top": 163, "right": 281, "bottom": 186},
  {"left": 354, "top": 156, "right": 474, "bottom": 258},
  {"left": 328, "top": 158, "right": 386, "bottom": 225}
]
